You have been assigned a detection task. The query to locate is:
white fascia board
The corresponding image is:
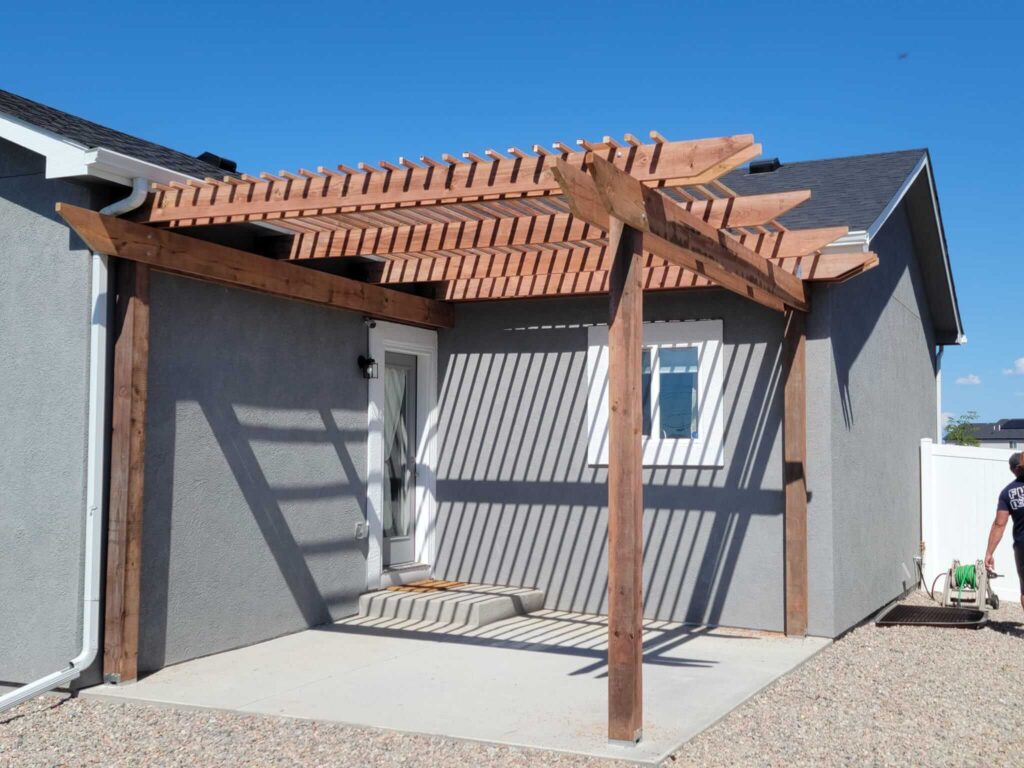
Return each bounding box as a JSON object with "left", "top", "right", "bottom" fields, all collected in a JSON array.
[
  {"left": 0, "top": 111, "right": 199, "bottom": 187},
  {"left": 866, "top": 153, "right": 928, "bottom": 241},
  {"left": 0, "top": 111, "right": 93, "bottom": 177},
  {"left": 84, "top": 147, "right": 204, "bottom": 187},
  {"left": 0, "top": 110, "right": 292, "bottom": 233}
]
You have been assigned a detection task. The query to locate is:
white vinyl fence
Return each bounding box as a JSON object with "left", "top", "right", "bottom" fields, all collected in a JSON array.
[{"left": 920, "top": 438, "right": 1019, "bottom": 601}]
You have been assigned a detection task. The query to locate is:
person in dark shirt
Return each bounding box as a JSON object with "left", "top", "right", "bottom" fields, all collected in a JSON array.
[{"left": 985, "top": 451, "right": 1024, "bottom": 610}]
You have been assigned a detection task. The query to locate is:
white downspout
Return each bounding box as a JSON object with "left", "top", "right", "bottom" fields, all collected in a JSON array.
[
  {"left": 935, "top": 345, "right": 944, "bottom": 444},
  {"left": 0, "top": 177, "right": 150, "bottom": 713}
]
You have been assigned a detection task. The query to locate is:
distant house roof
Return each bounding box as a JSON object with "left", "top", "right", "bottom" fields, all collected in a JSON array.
[
  {"left": 0, "top": 88, "right": 232, "bottom": 180},
  {"left": 723, "top": 150, "right": 925, "bottom": 231},
  {"left": 971, "top": 420, "right": 1024, "bottom": 441}
]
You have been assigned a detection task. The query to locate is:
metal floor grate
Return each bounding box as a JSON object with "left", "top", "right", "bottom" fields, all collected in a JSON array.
[{"left": 875, "top": 603, "right": 987, "bottom": 628}]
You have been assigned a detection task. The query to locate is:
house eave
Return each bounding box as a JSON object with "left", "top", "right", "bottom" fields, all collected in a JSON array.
[
  {"left": 0, "top": 110, "right": 295, "bottom": 236},
  {"left": 0, "top": 110, "right": 202, "bottom": 187}
]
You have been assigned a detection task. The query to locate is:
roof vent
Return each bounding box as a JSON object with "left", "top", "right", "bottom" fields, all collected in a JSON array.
[
  {"left": 749, "top": 157, "right": 781, "bottom": 174},
  {"left": 197, "top": 151, "right": 238, "bottom": 173}
]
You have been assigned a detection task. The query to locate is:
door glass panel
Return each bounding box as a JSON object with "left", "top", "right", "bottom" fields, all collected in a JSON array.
[
  {"left": 382, "top": 352, "right": 417, "bottom": 565},
  {"left": 658, "top": 347, "right": 698, "bottom": 438}
]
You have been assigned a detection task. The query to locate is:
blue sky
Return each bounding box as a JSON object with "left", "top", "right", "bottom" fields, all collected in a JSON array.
[{"left": 3, "top": 1, "right": 1021, "bottom": 421}]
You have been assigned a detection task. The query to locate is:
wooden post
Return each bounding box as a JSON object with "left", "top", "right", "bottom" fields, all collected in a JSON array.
[
  {"left": 783, "top": 309, "right": 808, "bottom": 637},
  {"left": 103, "top": 260, "right": 150, "bottom": 683},
  {"left": 606, "top": 217, "right": 644, "bottom": 743}
]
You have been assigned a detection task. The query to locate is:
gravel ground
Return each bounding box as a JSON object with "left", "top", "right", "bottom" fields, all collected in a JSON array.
[
  {"left": 2, "top": 592, "right": 1022, "bottom": 767},
  {"left": 0, "top": 696, "right": 617, "bottom": 768},
  {"left": 673, "top": 592, "right": 1024, "bottom": 767}
]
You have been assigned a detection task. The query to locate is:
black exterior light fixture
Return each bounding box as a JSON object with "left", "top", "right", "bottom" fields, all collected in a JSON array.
[{"left": 358, "top": 355, "right": 378, "bottom": 379}]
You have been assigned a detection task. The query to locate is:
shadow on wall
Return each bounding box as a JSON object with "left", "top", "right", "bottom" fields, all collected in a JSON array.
[
  {"left": 434, "top": 294, "right": 788, "bottom": 629},
  {"left": 138, "top": 273, "right": 369, "bottom": 673},
  {"left": 828, "top": 204, "right": 934, "bottom": 430}
]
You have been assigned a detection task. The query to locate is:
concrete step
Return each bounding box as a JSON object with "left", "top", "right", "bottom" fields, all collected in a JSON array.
[{"left": 358, "top": 581, "right": 545, "bottom": 629}]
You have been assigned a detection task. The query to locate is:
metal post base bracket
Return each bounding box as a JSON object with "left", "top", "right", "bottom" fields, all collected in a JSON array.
[{"left": 608, "top": 730, "right": 643, "bottom": 747}]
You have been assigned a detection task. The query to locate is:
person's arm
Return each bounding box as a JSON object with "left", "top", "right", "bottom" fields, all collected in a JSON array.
[{"left": 985, "top": 508, "right": 1010, "bottom": 572}]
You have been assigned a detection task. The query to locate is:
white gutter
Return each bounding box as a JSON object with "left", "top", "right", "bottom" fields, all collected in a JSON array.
[
  {"left": 821, "top": 229, "right": 870, "bottom": 254},
  {"left": 0, "top": 178, "right": 148, "bottom": 714},
  {"left": 0, "top": 112, "right": 186, "bottom": 187}
]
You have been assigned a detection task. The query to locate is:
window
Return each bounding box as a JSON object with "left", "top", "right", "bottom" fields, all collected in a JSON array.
[
  {"left": 1011, "top": 441, "right": 1019, "bottom": 449},
  {"left": 586, "top": 319, "right": 725, "bottom": 467}
]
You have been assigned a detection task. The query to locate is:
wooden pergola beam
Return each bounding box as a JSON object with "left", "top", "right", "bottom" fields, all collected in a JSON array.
[
  {"left": 674, "top": 189, "right": 810, "bottom": 230},
  {"left": 370, "top": 243, "right": 614, "bottom": 283},
  {"left": 553, "top": 156, "right": 809, "bottom": 312},
  {"left": 367, "top": 244, "right": 877, "bottom": 285},
  {"left": 732, "top": 225, "right": 848, "bottom": 260},
  {"left": 139, "top": 136, "right": 761, "bottom": 225},
  {"left": 437, "top": 264, "right": 711, "bottom": 301},
  {"left": 304, "top": 222, "right": 851, "bottom": 270},
  {"left": 286, "top": 190, "right": 813, "bottom": 260},
  {"left": 290, "top": 212, "right": 599, "bottom": 259},
  {"left": 56, "top": 204, "right": 454, "bottom": 329}
]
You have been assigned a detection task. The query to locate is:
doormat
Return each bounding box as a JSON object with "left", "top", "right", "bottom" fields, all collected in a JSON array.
[
  {"left": 387, "top": 579, "right": 467, "bottom": 593},
  {"left": 875, "top": 603, "right": 987, "bottom": 628}
]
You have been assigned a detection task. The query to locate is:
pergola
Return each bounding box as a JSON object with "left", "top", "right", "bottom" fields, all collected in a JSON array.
[{"left": 58, "top": 130, "right": 876, "bottom": 745}]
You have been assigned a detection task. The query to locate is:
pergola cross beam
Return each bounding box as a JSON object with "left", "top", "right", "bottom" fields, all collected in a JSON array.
[{"left": 552, "top": 156, "right": 810, "bottom": 312}]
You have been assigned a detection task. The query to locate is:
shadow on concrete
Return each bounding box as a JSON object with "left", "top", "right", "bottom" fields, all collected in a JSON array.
[{"left": 314, "top": 616, "right": 723, "bottom": 675}]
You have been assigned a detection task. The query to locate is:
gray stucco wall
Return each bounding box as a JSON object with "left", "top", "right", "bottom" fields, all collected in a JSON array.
[
  {"left": 0, "top": 139, "right": 110, "bottom": 690},
  {"left": 433, "top": 203, "right": 937, "bottom": 638},
  {"left": 434, "top": 291, "right": 788, "bottom": 631},
  {"left": 139, "top": 272, "right": 369, "bottom": 672},
  {"left": 826, "top": 202, "right": 936, "bottom": 635}
]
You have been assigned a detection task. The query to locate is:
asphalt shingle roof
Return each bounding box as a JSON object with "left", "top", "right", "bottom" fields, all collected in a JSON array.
[
  {"left": 0, "top": 89, "right": 233, "bottom": 179},
  {"left": 722, "top": 149, "right": 926, "bottom": 231},
  {"left": 971, "top": 421, "right": 1024, "bottom": 441}
]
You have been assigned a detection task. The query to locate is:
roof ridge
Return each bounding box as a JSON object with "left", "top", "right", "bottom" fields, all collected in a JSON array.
[{"left": 772, "top": 148, "right": 927, "bottom": 167}]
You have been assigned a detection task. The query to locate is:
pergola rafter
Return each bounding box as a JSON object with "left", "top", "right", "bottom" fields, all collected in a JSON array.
[
  {"left": 141, "top": 133, "right": 762, "bottom": 226},
  {"left": 283, "top": 190, "right": 815, "bottom": 261},
  {"left": 71, "top": 129, "right": 883, "bottom": 746},
  {"left": 367, "top": 244, "right": 876, "bottom": 292},
  {"left": 133, "top": 130, "right": 875, "bottom": 305}
]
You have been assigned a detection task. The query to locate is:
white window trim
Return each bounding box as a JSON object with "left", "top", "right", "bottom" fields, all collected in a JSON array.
[
  {"left": 586, "top": 319, "right": 725, "bottom": 467},
  {"left": 365, "top": 321, "right": 438, "bottom": 590}
]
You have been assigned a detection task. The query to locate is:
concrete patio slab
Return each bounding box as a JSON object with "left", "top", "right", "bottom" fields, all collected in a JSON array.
[{"left": 83, "top": 609, "right": 830, "bottom": 764}]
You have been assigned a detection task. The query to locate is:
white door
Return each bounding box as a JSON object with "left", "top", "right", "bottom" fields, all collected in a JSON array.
[{"left": 365, "top": 322, "right": 438, "bottom": 589}]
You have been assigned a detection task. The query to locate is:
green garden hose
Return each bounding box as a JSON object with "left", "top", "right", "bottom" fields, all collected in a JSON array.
[{"left": 952, "top": 563, "right": 977, "bottom": 603}]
